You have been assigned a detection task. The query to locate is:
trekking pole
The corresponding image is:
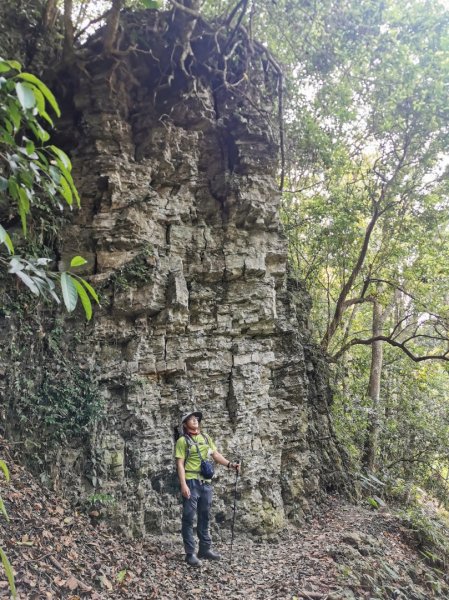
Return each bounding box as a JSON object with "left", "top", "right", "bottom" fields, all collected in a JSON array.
[{"left": 229, "top": 457, "right": 241, "bottom": 565}]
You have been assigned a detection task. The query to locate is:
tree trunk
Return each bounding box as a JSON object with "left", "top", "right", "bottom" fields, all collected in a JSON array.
[
  {"left": 63, "top": 0, "right": 74, "bottom": 60},
  {"left": 43, "top": 0, "right": 58, "bottom": 30},
  {"left": 362, "top": 299, "right": 384, "bottom": 471},
  {"left": 320, "top": 203, "right": 379, "bottom": 351},
  {"left": 103, "top": 0, "right": 123, "bottom": 55}
]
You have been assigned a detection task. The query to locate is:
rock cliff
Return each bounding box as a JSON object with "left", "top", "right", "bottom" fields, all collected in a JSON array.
[{"left": 0, "top": 6, "right": 350, "bottom": 538}]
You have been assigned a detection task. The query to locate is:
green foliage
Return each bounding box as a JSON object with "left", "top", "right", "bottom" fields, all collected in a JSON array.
[
  {"left": 332, "top": 347, "right": 449, "bottom": 506},
  {"left": 269, "top": 0, "right": 449, "bottom": 501},
  {"left": 367, "top": 497, "right": 379, "bottom": 510},
  {"left": 0, "top": 460, "right": 10, "bottom": 483},
  {"left": 278, "top": 0, "right": 449, "bottom": 352},
  {"left": 0, "top": 460, "right": 10, "bottom": 523},
  {"left": 15, "top": 367, "right": 103, "bottom": 444},
  {"left": 109, "top": 245, "right": 154, "bottom": 292},
  {"left": 86, "top": 492, "right": 115, "bottom": 506},
  {"left": 0, "top": 548, "right": 16, "bottom": 599},
  {"left": 0, "top": 461, "right": 16, "bottom": 598},
  {"left": 116, "top": 569, "right": 127, "bottom": 583},
  {"left": 135, "top": 0, "right": 160, "bottom": 7},
  {"left": 400, "top": 506, "right": 449, "bottom": 570},
  {"left": 0, "top": 59, "right": 78, "bottom": 231},
  {"left": 6, "top": 320, "right": 104, "bottom": 447},
  {"left": 0, "top": 58, "right": 98, "bottom": 319}
]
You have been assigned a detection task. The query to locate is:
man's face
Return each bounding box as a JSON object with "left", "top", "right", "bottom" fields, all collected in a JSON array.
[{"left": 186, "top": 415, "right": 199, "bottom": 428}]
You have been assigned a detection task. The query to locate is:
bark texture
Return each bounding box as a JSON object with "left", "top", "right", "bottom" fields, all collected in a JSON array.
[{"left": 362, "top": 300, "right": 384, "bottom": 471}]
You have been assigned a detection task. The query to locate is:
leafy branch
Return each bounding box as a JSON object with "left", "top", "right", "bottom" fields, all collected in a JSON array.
[{"left": 0, "top": 58, "right": 98, "bottom": 319}]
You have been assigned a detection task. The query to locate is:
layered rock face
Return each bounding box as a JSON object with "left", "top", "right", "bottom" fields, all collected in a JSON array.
[{"left": 1, "top": 8, "right": 349, "bottom": 538}]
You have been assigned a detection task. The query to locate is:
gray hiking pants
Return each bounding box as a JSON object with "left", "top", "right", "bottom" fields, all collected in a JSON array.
[{"left": 182, "top": 479, "right": 213, "bottom": 555}]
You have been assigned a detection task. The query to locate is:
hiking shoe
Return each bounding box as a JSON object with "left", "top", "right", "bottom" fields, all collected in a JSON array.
[
  {"left": 185, "top": 553, "right": 201, "bottom": 567},
  {"left": 198, "top": 548, "right": 221, "bottom": 560}
]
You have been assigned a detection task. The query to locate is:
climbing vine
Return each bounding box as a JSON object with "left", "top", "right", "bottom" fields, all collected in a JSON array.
[
  {"left": 3, "top": 315, "right": 103, "bottom": 448},
  {"left": 108, "top": 245, "right": 154, "bottom": 293}
]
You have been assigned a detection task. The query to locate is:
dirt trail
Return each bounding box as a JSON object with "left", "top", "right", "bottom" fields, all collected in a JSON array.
[{"left": 0, "top": 440, "right": 447, "bottom": 599}]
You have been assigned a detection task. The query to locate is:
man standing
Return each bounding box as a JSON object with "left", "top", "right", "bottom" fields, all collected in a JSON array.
[{"left": 175, "top": 411, "right": 240, "bottom": 566}]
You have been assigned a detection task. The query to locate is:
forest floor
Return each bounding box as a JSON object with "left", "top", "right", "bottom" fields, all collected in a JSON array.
[{"left": 1, "top": 438, "right": 449, "bottom": 600}]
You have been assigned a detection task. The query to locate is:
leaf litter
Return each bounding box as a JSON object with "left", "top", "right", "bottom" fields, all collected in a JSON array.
[{"left": 0, "top": 437, "right": 448, "bottom": 599}]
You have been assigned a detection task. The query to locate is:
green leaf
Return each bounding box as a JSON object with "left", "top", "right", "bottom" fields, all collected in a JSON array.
[
  {"left": 28, "top": 120, "right": 50, "bottom": 143},
  {"left": 0, "top": 546, "right": 17, "bottom": 598},
  {"left": 0, "top": 58, "right": 20, "bottom": 73},
  {"left": 73, "top": 278, "right": 92, "bottom": 320},
  {"left": 49, "top": 145, "right": 72, "bottom": 170},
  {"left": 37, "top": 122, "right": 50, "bottom": 143},
  {"left": 35, "top": 257, "right": 52, "bottom": 266},
  {"left": 18, "top": 187, "right": 30, "bottom": 234},
  {"left": 49, "top": 288, "right": 61, "bottom": 304},
  {"left": 3, "top": 117, "right": 13, "bottom": 135},
  {"left": 30, "top": 87, "right": 54, "bottom": 126},
  {"left": 32, "top": 276, "right": 51, "bottom": 294},
  {"left": 116, "top": 569, "right": 127, "bottom": 583},
  {"left": 367, "top": 497, "right": 379, "bottom": 509},
  {"left": 16, "top": 72, "right": 61, "bottom": 117},
  {"left": 19, "top": 168, "right": 34, "bottom": 188},
  {"left": 70, "top": 256, "right": 88, "bottom": 267},
  {"left": 7, "top": 101, "right": 21, "bottom": 131},
  {"left": 140, "top": 0, "right": 160, "bottom": 7},
  {"left": 15, "top": 82, "right": 36, "bottom": 110},
  {"left": 36, "top": 151, "right": 48, "bottom": 167},
  {"left": 0, "top": 130, "right": 15, "bottom": 145},
  {"left": 7, "top": 155, "right": 19, "bottom": 173},
  {"left": 25, "top": 140, "right": 36, "bottom": 155},
  {"left": 8, "top": 257, "right": 24, "bottom": 274},
  {"left": 59, "top": 175, "right": 73, "bottom": 206},
  {"left": 60, "top": 272, "right": 78, "bottom": 312},
  {"left": 0, "top": 498, "right": 9, "bottom": 521},
  {"left": 0, "top": 176, "right": 7, "bottom": 192},
  {"left": 54, "top": 158, "right": 80, "bottom": 207},
  {"left": 6, "top": 59, "right": 21, "bottom": 71},
  {"left": 49, "top": 165, "right": 61, "bottom": 184},
  {"left": 40, "top": 109, "right": 54, "bottom": 127},
  {"left": 31, "top": 85, "right": 45, "bottom": 113},
  {"left": 8, "top": 177, "right": 19, "bottom": 201},
  {"left": 75, "top": 275, "right": 100, "bottom": 304},
  {"left": 0, "top": 225, "right": 14, "bottom": 255},
  {"left": 0, "top": 460, "right": 10, "bottom": 482},
  {"left": 16, "top": 270, "right": 40, "bottom": 295}
]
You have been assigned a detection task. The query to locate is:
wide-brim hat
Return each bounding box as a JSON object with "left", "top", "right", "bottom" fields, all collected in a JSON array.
[{"left": 181, "top": 411, "right": 203, "bottom": 424}]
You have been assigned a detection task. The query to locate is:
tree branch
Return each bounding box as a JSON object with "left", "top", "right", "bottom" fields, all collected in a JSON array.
[
  {"left": 342, "top": 295, "right": 376, "bottom": 309},
  {"left": 331, "top": 335, "right": 449, "bottom": 363},
  {"left": 224, "top": 0, "right": 249, "bottom": 54},
  {"left": 385, "top": 450, "right": 434, "bottom": 471},
  {"left": 166, "top": 0, "right": 200, "bottom": 18},
  {"left": 320, "top": 203, "right": 380, "bottom": 349},
  {"left": 75, "top": 9, "right": 112, "bottom": 42}
]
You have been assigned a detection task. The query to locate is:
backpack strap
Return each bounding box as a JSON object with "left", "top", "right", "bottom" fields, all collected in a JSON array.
[
  {"left": 183, "top": 434, "right": 209, "bottom": 456},
  {"left": 184, "top": 434, "right": 194, "bottom": 461},
  {"left": 183, "top": 434, "right": 210, "bottom": 474}
]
